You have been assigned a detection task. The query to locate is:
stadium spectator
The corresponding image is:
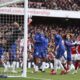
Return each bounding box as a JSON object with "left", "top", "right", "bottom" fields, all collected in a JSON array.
[
  {"left": 0, "top": 19, "right": 80, "bottom": 72},
  {"left": 28, "top": 0, "right": 80, "bottom": 11},
  {"left": 2, "top": 0, "right": 80, "bottom": 11}
]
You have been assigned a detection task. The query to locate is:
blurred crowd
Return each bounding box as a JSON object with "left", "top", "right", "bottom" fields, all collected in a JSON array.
[
  {"left": 0, "top": 22, "right": 24, "bottom": 62},
  {"left": 0, "top": 21, "right": 80, "bottom": 61},
  {"left": 5, "top": 0, "right": 80, "bottom": 11},
  {"left": 8, "top": 2, "right": 24, "bottom": 7},
  {"left": 28, "top": 23, "right": 80, "bottom": 60},
  {"left": 28, "top": 0, "right": 80, "bottom": 11}
]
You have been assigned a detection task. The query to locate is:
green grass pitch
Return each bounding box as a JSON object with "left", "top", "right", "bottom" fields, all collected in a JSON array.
[{"left": 0, "top": 68, "right": 80, "bottom": 80}]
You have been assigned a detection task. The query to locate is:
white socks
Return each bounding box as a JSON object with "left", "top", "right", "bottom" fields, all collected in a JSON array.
[
  {"left": 34, "top": 62, "right": 46, "bottom": 72},
  {"left": 70, "top": 64, "right": 75, "bottom": 71},
  {"left": 54, "top": 58, "right": 58, "bottom": 71},
  {"left": 7, "top": 61, "right": 10, "bottom": 68},
  {"left": 3, "top": 62, "right": 8, "bottom": 72},
  {"left": 34, "top": 64, "right": 39, "bottom": 72},
  {"left": 53, "top": 58, "right": 64, "bottom": 71},
  {"left": 3, "top": 61, "right": 11, "bottom": 72},
  {"left": 58, "top": 60, "right": 64, "bottom": 70},
  {"left": 41, "top": 62, "right": 46, "bottom": 71},
  {"left": 16, "top": 62, "right": 19, "bottom": 68},
  {"left": 11, "top": 61, "right": 17, "bottom": 73},
  {"left": 3, "top": 61, "right": 17, "bottom": 73}
]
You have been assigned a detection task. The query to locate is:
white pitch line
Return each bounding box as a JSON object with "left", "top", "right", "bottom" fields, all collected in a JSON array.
[
  {"left": 6, "top": 75, "right": 52, "bottom": 80},
  {"left": 27, "top": 77, "right": 52, "bottom": 80}
]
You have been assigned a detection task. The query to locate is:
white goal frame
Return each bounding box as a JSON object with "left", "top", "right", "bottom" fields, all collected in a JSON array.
[
  {"left": 0, "top": 0, "right": 28, "bottom": 78},
  {"left": 0, "top": 0, "right": 23, "bottom": 7},
  {"left": 22, "top": 0, "right": 28, "bottom": 78}
]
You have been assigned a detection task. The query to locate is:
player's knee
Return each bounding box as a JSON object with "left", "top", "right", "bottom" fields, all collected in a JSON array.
[{"left": 34, "top": 57, "right": 39, "bottom": 64}]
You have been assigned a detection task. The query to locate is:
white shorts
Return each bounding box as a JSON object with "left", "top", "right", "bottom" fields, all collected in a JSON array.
[
  {"left": 72, "top": 54, "right": 80, "bottom": 60},
  {"left": 60, "top": 56, "right": 66, "bottom": 64},
  {"left": 60, "top": 51, "right": 67, "bottom": 64},
  {"left": 76, "top": 54, "right": 80, "bottom": 60}
]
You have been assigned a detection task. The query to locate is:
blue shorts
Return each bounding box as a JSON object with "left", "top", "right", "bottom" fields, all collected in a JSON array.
[
  {"left": 33, "top": 48, "right": 47, "bottom": 58},
  {"left": 44, "top": 48, "right": 48, "bottom": 54},
  {"left": 0, "top": 47, "right": 5, "bottom": 59},
  {"left": 67, "top": 53, "right": 71, "bottom": 61},
  {"left": 9, "top": 43, "right": 16, "bottom": 54},
  {"left": 9, "top": 43, "right": 17, "bottom": 61},
  {"left": 56, "top": 48, "right": 65, "bottom": 59},
  {"left": 40, "top": 50, "right": 47, "bottom": 58},
  {"left": 9, "top": 54, "right": 17, "bottom": 62}
]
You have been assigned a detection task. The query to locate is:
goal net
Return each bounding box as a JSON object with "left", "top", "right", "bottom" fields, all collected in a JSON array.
[
  {"left": 0, "top": 0, "right": 28, "bottom": 78},
  {"left": 0, "top": 0, "right": 23, "bottom": 7}
]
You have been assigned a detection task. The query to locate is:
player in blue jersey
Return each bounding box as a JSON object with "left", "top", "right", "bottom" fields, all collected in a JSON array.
[
  {"left": 44, "top": 34, "right": 49, "bottom": 57},
  {"left": 0, "top": 45, "right": 4, "bottom": 59},
  {"left": 0, "top": 44, "right": 5, "bottom": 70},
  {"left": 33, "top": 29, "right": 48, "bottom": 72},
  {"left": 64, "top": 34, "right": 76, "bottom": 73},
  {"left": 3, "top": 22, "right": 21, "bottom": 73},
  {"left": 41, "top": 31, "right": 49, "bottom": 60},
  {"left": 33, "top": 29, "right": 43, "bottom": 72},
  {"left": 9, "top": 42, "right": 17, "bottom": 73},
  {"left": 51, "top": 30, "right": 67, "bottom": 75},
  {"left": 0, "top": 38, "right": 10, "bottom": 72},
  {"left": 39, "top": 32, "right": 49, "bottom": 72}
]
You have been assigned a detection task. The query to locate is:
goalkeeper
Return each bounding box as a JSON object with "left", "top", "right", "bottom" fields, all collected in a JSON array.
[{"left": 3, "top": 22, "right": 21, "bottom": 73}]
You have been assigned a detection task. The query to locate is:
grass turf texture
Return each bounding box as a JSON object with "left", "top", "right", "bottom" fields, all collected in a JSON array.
[{"left": 0, "top": 69, "right": 80, "bottom": 80}]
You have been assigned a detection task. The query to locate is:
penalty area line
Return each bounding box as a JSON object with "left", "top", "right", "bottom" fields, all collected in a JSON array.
[{"left": 27, "top": 77, "right": 52, "bottom": 80}]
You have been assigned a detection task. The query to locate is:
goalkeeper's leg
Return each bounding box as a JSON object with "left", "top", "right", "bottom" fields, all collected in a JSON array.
[
  {"left": 11, "top": 56, "right": 17, "bottom": 73},
  {"left": 1, "top": 52, "right": 10, "bottom": 72}
]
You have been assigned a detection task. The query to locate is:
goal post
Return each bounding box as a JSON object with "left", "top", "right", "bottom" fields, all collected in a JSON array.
[
  {"left": 0, "top": 0, "right": 28, "bottom": 78},
  {"left": 22, "top": 0, "right": 28, "bottom": 77}
]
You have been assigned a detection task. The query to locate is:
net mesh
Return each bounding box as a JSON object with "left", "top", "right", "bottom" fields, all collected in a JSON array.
[
  {"left": 0, "top": 14, "right": 24, "bottom": 76},
  {"left": 0, "top": 0, "right": 14, "bottom": 4},
  {"left": 0, "top": 0, "right": 23, "bottom": 7}
]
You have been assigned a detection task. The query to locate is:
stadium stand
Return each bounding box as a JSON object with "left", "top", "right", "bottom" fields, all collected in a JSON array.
[
  {"left": 0, "top": 16, "right": 80, "bottom": 60},
  {"left": 6, "top": 0, "right": 80, "bottom": 11},
  {"left": 28, "top": 0, "right": 80, "bottom": 11}
]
